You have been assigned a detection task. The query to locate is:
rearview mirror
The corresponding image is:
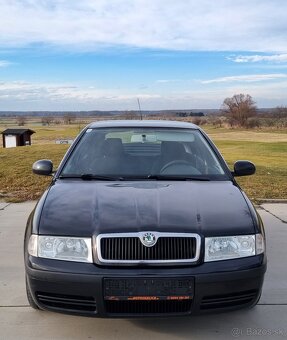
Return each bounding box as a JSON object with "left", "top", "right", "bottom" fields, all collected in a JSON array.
[
  {"left": 233, "top": 160, "right": 256, "bottom": 177},
  {"left": 32, "top": 159, "right": 53, "bottom": 176},
  {"left": 131, "top": 134, "right": 157, "bottom": 143}
]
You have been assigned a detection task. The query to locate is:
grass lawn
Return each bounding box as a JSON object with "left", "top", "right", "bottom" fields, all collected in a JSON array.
[
  {"left": 0, "top": 122, "right": 286, "bottom": 201},
  {"left": 214, "top": 140, "right": 287, "bottom": 200},
  {"left": 0, "top": 144, "right": 69, "bottom": 201}
]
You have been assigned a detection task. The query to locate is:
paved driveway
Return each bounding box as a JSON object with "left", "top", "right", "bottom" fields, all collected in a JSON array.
[{"left": 0, "top": 202, "right": 286, "bottom": 340}]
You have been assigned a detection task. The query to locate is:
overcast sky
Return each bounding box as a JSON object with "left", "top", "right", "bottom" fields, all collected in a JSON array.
[{"left": 1, "top": 0, "right": 287, "bottom": 111}]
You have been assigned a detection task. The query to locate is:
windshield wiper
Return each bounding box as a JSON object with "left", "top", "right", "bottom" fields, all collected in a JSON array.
[
  {"left": 59, "top": 174, "right": 124, "bottom": 181},
  {"left": 59, "top": 174, "right": 210, "bottom": 181},
  {"left": 146, "top": 174, "right": 211, "bottom": 181}
]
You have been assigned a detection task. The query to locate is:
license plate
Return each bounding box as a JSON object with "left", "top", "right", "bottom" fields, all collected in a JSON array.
[{"left": 104, "top": 278, "right": 194, "bottom": 301}]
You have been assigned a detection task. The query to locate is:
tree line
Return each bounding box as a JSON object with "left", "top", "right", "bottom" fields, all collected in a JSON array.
[{"left": 8, "top": 93, "right": 287, "bottom": 128}]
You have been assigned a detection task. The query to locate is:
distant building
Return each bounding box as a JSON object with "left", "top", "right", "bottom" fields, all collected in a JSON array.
[{"left": 1, "top": 129, "right": 35, "bottom": 148}]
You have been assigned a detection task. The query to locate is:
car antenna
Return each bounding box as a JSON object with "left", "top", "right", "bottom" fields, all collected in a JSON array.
[{"left": 137, "top": 98, "right": 143, "bottom": 120}]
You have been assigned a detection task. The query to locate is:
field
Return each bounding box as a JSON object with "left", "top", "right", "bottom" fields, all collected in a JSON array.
[{"left": 0, "top": 117, "right": 286, "bottom": 202}]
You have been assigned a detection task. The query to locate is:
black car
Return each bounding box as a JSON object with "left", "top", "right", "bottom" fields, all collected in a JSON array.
[{"left": 24, "top": 120, "right": 266, "bottom": 317}]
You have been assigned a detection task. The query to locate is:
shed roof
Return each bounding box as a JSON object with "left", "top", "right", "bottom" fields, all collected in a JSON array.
[{"left": 1, "top": 128, "right": 35, "bottom": 135}]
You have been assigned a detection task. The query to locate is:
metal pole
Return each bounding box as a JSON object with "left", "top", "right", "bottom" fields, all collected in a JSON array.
[{"left": 137, "top": 98, "right": 143, "bottom": 120}]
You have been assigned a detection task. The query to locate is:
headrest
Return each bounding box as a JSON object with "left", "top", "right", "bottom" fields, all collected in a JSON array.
[
  {"left": 103, "top": 138, "right": 124, "bottom": 156},
  {"left": 160, "top": 141, "right": 186, "bottom": 159}
]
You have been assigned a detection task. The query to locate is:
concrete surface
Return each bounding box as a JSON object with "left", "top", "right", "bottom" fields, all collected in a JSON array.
[
  {"left": 261, "top": 204, "right": 287, "bottom": 223},
  {"left": 0, "top": 202, "right": 287, "bottom": 340},
  {"left": 0, "top": 203, "right": 10, "bottom": 210}
]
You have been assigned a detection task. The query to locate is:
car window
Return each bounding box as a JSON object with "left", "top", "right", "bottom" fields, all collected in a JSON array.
[{"left": 61, "top": 128, "right": 227, "bottom": 179}]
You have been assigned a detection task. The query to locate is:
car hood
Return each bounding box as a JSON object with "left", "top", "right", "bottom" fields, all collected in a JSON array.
[{"left": 38, "top": 180, "right": 255, "bottom": 237}]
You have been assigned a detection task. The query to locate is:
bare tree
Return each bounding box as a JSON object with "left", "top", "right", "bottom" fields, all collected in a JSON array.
[
  {"left": 41, "top": 116, "right": 54, "bottom": 126},
  {"left": 63, "top": 113, "right": 76, "bottom": 124},
  {"left": 209, "top": 116, "right": 223, "bottom": 128},
  {"left": 221, "top": 94, "right": 257, "bottom": 127},
  {"left": 16, "top": 116, "right": 27, "bottom": 126},
  {"left": 54, "top": 119, "right": 62, "bottom": 125},
  {"left": 274, "top": 106, "right": 287, "bottom": 118},
  {"left": 192, "top": 117, "right": 202, "bottom": 125}
]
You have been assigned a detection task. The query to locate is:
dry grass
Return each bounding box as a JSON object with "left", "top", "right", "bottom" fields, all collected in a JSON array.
[
  {"left": 0, "top": 144, "right": 69, "bottom": 201},
  {"left": 204, "top": 127, "right": 287, "bottom": 143}
]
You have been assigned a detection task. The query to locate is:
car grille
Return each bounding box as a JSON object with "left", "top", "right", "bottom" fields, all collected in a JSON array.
[
  {"left": 200, "top": 290, "right": 259, "bottom": 310},
  {"left": 96, "top": 232, "right": 200, "bottom": 264},
  {"left": 36, "top": 292, "right": 97, "bottom": 314},
  {"left": 105, "top": 300, "right": 192, "bottom": 315}
]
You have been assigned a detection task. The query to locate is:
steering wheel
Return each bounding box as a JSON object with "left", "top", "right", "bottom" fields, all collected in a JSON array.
[{"left": 160, "top": 160, "right": 201, "bottom": 175}]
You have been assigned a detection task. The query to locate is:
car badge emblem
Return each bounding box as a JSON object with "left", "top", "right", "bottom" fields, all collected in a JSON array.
[{"left": 141, "top": 232, "right": 157, "bottom": 247}]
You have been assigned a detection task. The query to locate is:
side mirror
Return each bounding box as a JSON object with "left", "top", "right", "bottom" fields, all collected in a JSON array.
[
  {"left": 32, "top": 159, "right": 53, "bottom": 176},
  {"left": 233, "top": 160, "right": 256, "bottom": 177}
]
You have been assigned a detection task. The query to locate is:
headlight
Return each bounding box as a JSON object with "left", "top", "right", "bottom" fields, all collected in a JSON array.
[
  {"left": 28, "top": 235, "right": 93, "bottom": 263},
  {"left": 205, "top": 234, "right": 265, "bottom": 262}
]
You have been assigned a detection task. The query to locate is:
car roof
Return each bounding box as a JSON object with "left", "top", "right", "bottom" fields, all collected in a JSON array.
[{"left": 88, "top": 120, "right": 199, "bottom": 129}]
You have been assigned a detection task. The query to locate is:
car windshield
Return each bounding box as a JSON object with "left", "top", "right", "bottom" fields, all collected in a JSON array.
[{"left": 60, "top": 127, "right": 227, "bottom": 180}]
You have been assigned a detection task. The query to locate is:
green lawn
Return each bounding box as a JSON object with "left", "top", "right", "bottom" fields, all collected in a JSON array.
[
  {"left": 214, "top": 140, "right": 287, "bottom": 200},
  {"left": 0, "top": 122, "right": 286, "bottom": 201}
]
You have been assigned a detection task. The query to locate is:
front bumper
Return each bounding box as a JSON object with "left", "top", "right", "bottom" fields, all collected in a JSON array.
[{"left": 26, "top": 255, "right": 266, "bottom": 318}]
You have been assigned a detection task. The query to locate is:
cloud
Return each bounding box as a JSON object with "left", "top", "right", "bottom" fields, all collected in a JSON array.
[
  {"left": 201, "top": 74, "right": 287, "bottom": 84},
  {"left": 1, "top": 78, "right": 287, "bottom": 110},
  {"left": 0, "top": 80, "right": 160, "bottom": 103},
  {"left": 0, "top": 0, "right": 287, "bottom": 52},
  {"left": 0, "top": 60, "right": 12, "bottom": 67},
  {"left": 156, "top": 79, "right": 181, "bottom": 83},
  {"left": 229, "top": 54, "right": 287, "bottom": 63}
]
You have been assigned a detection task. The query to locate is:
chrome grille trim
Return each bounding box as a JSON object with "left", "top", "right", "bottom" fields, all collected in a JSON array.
[{"left": 95, "top": 232, "right": 201, "bottom": 264}]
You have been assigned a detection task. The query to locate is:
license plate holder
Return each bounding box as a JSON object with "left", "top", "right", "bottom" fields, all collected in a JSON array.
[{"left": 104, "top": 278, "right": 194, "bottom": 301}]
